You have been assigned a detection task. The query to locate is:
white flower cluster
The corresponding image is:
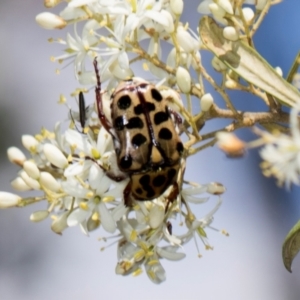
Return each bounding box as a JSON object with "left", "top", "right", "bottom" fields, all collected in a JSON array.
[
  {"left": 259, "top": 105, "right": 300, "bottom": 188},
  {"left": 37, "top": 0, "right": 202, "bottom": 89},
  {"left": 1, "top": 101, "right": 226, "bottom": 283},
  {"left": 0, "top": 0, "right": 238, "bottom": 284}
]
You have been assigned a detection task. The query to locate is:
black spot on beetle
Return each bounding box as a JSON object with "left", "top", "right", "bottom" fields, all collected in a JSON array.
[
  {"left": 134, "top": 104, "right": 143, "bottom": 115},
  {"left": 146, "top": 187, "right": 155, "bottom": 198},
  {"left": 132, "top": 133, "right": 147, "bottom": 148},
  {"left": 120, "top": 155, "right": 132, "bottom": 169},
  {"left": 134, "top": 102, "right": 155, "bottom": 115},
  {"left": 158, "top": 128, "right": 172, "bottom": 140},
  {"left": 135, "top": 188, "right": 143, "bottom": 195},
  {"left": 152, "top": 175, "right": 166, "bottom": 187},
  {"left": 114, "top": 116, "right": 125, "bottom": 130},
  {"left": 154, "top": 111, "right": 169, "bottom": 125},
  {"left": 167, "top": 168, "right": 176, "bottom": 181},
  {"left": 126, "top": 117, "right": 143, "bottom": 129},
  {"left": 146, "top": 102, "right": 155, "bottom": 112},
  {"left": 117, "top": 95, "right": 131, "bottom": 110},
  {"left": 139, "top": 174, "right": 150, "bottom": 186},
  {"left": 151, "top": 89, "right": 163, "bottom": 102},
  {"left": 176, "top": 142, "right": 184, "bottom": 154},
  {"left": 139, "top": 83, "right": 148, "bottom": 89}
]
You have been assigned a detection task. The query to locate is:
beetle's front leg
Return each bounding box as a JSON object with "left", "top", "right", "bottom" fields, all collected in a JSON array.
[
  {"left": 93, "top": 58, "right": 115, "bottom": 136},
  {"left": 123, "top": 180, "right": 133, "bottom": 207},
  {"left": 165, "top": 181, "right": 179, "bottom": 213},
  {"left": 168, "top": 108, "right": 184, "bottom": 135}
]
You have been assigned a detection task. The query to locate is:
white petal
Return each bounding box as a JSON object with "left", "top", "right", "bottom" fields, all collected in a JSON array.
[
  {"left": 157, "top": 246, "right": 186, "bottom": 261},
  {"left": 118, "top": 51, "right": 130, "bottom": 70},
  {"left": 67, "top": 208, "right": 89, "bottom": 226},
  {"left": 64, "top": 160, "right": 92, "bottom": 178},
  {"left": 96, "top": 175, "right": 112, "bottom": 195},
  {"left": 184, "top": 196, "right": 209, "bottom": 204},
  {"left": 65, "top": 129, "right": 91, "bottom": 153},
  {"left": 144, "top": 10, "right": 169, "bottom": 27},
  {"left": 88, "top": 164, "right": 105, "bottom": 189},
  {"left": 61, "top": 179, "right": 91, "bottom": 198},
  {"left": 99, "top": 202, "right": 116, "bottom": 233},
  {"left": 112, "top": 202, "right": 127, "bottom": 221},
  {"left": 160, "top": 10, "right": 174, "bottom": 33}
]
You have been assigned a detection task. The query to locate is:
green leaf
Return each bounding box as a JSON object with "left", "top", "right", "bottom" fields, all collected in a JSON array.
[
  {"left": 199, "top": 16, "right": 300, "bottom": 108},
  {"left": 282, "top": 219, "right": 300, "bottom": 272}
]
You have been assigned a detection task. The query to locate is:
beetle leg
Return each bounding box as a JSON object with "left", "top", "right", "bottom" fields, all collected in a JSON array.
[
  {"left": 168, "top": 108, "right": 184, "bottom": 135},
  {"left": 93, "top": 58, "right": 115, "bottom": 135},
  {"left": 165, "top": 181, "right": 179, "bottom": 213},
  {"left": 168, "top": 108, "right": 182, "bottom": 126},
  {"left": 123, "top": 180, "right": 133, "bottom": 207}
]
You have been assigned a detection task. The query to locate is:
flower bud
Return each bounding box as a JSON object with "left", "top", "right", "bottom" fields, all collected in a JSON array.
[
  {"left": 217, "top": 0, "right": 233, "bottom": 14},
  {"left": 0, "top": 192, "right": 21, "bottom": 208},
  {"left": 43, "top": 143, "right": 68, "bottom": 169},
  {"left": 216, "top": 132, "right": 246, "bottom": 157},
  {"left": 223, "top": 26, "right": 239, "bottom": 41},
  {"left": 160, "top": 10, "right": 174, "bottom": 33},
  {"left": 40, "top": 172, "right": 61, "bottom": 192},
  {"left": 23, "top": 161, "right": 40, "bottom": 180},
  {"left": 22, "top": 135, "right": 39, "bottom": 153},
  {"left": 207, "top": 182, "right": 226, "bottom": 195},
  {"left": 11, "top": 177, "right": 32, "bottom": 191},
  {"left": 51, "top": 212, "right": 69, "bottom": 235},
  {"left": 36, "top": 12, "right": 67, "bottom": 30},
  {"left": 7, "top": 147, "right": 26, "bottom": 167},
  {"left": 197, "top": 1, "right": 211, "bottom": 14},
  {"left": 200, "top": 93, "right": 214, "bottom": 112},
  {"left": 242, "top": 7, "right": 254, "bottom": 24},
  {"left": 44, "top": 0, "right": 60, "bottom": 8},
  {"left": 275, "top": 67, "right": 283, "bottom": 77},
  {"left": 30, "top": 210, "right": 49, "bottom": 222},
  {"left": 170, "top": 0, "right": 183, "bottom": 15},
  {"left": 209, "top": 3, "right": 226, "bottom": 18},
  {"left": 176, "top": 26, "right": 200, "bottom": 53},
  {"left": 20, "top": 170, "right": 41, "bottom": 190},
  {"left": 225, "top": 78, "right": 238, "bottom": 89},
  {"left": 176, "top": 67, "right": 191, "bottom": 93}
]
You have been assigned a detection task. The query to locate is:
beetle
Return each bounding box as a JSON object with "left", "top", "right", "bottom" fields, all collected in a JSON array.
[{"left": 93, "top": 58, "right": 184, "bottom": 207}]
